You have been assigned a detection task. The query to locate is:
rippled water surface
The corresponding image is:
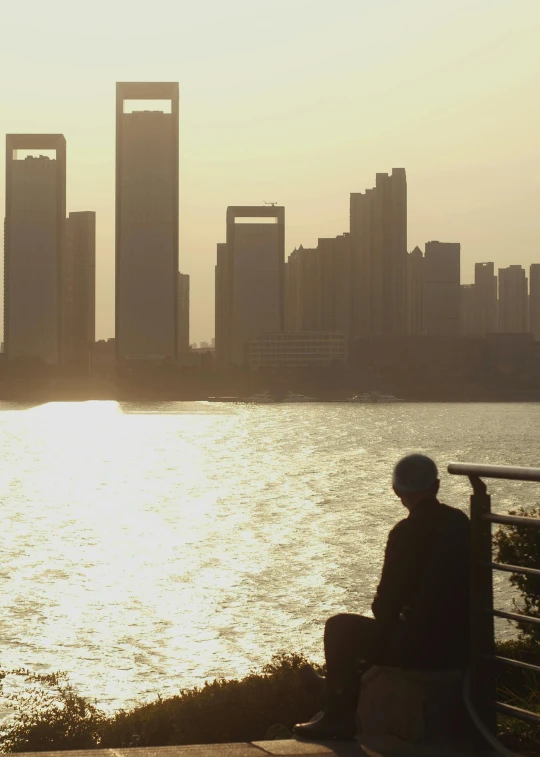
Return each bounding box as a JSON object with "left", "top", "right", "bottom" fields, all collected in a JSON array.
[{"left": 1, "top": 401, "right": 539, "bottom": 709}]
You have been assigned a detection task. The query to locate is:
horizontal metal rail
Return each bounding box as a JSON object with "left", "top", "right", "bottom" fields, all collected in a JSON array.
[
  {"left": 448, "top": 462, "right": 540, "bottom": 482},
  {"left": 493, "top": 701, "right": 540, "bottom": 726},
  {"left": 486, "top": 513, "right": 540, "bottom": 529},
  {"left": 492, "top": 609, "right": 540, "bottom": 628},
  {"left": 489, "top": 561, "right": 540, "bottom": 579},
  {"left": 491, "top": 655, "right": 540, "bottom": 676}
]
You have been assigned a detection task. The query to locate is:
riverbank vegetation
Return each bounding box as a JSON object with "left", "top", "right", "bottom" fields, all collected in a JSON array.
[
  {"left": 0, "top": 654, "right": 320, "bottom": 752},
  {"left": 0, "top": 644, "right": 537, "bottom": 753},
  {"left": 492, "top": 506, "right": 540, "bottom": 751}
]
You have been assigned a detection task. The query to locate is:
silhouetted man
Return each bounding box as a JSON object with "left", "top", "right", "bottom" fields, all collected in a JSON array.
[{"left": 294, "top": 454, "right": 470, "bottom": 741}]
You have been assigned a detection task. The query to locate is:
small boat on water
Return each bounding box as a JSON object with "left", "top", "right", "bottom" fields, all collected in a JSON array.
[
  {"left": 347, "top": 392, "right": 404, "bottom": 403},
  {"left": 242, "top": 391, "right": 277, "bottom": 403},
  {"left": 283, "top": 391, "right": 317, "bottom": 403}
]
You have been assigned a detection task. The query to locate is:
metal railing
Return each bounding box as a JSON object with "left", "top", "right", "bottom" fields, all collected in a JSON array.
[{"left": 448, "top": 462, "right": 540, "bottom": 734}]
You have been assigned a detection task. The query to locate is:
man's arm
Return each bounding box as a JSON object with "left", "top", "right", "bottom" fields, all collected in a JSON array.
[{"left": 371, "top": 522, "right": 418, "bottom": 628}]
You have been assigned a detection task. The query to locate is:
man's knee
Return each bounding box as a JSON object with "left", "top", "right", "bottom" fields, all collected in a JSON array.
[
  {"left": 324, "top": 613, "right": 363, "bottom": 642},
  {"left": 325, "top": 613, "right": 350, "bottom": 634}
]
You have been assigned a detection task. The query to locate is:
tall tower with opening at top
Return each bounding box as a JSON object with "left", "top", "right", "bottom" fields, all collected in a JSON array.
[
  {"left": 4, "top": 134, "right": 66, "bottom": 364},
  {"left": 116, "top": 82, "right": 179, "bottom": 361}
]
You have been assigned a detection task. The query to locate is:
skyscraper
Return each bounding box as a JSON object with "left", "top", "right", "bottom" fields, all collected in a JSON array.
[
  {"left": 406, "top": 246, "right": 424, "bottom": 335},
  {"left": 4, "top": 134, "right": 66, "bottom": 363},
  {"left": 350, "top": 168, "right": 407, "bottom": 337},
  {"left": 474, "top": 262, "right": 497, "bottom": 335},
  {"left": 285, "top": 245, "right": 320, "bottom": 332},
  {"left": 217, "top": 206, "right": 285, "bottom": 365},
  {"left": 498, "top": 265, "right": 528, "bottom": 333},
  {"left": 64, "top": 211, "right": 96, "bottom": 370},
  {"left": 215, "top": 243, "right": 229, "bottom": 365},
  {"left": 423, "top": 241, "right": 461, "bottom": 335},
  {"left": 460, "top": 284, "right": 477, "bottom": 337},
  {"left": 530, "top": 264, "right": 540, "bottom": 340},
  {"left": 116, "top": 82, "right": 179, "bottom": 361},
  {"left": 317, "top": 233, "right": 352, "bottom": 336},
  {"left": 177, "top": 272, "right": 190, "bottom": 354},
  {"left": 284, "top": 235, "right": 352, "bottom": 337}
]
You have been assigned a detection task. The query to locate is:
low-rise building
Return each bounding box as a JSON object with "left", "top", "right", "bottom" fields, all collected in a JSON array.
[
  {"left": 485, "top": 332, "right": 534, "bottom": 370},
  {"left": 247, "top": 332, "right": 346, "bottom": 369}
]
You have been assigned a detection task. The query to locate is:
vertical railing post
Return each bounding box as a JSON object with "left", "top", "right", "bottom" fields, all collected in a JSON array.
[{"left": 468, "top": 475, "right": 497, "bottom": 734}]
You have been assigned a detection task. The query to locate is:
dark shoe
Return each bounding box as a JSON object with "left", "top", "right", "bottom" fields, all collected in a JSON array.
[{"left": 293, "top": 712, "right": 356, "bottom": 741}]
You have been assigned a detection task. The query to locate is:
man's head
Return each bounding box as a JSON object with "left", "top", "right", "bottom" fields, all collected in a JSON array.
[{"left": 392, "top": 453, "right": 440, "bottom": 510}]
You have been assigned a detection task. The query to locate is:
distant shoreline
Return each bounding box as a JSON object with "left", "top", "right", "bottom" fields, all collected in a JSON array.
[{"left": 2, "top": 392, "right": 540, "bottom": 404}]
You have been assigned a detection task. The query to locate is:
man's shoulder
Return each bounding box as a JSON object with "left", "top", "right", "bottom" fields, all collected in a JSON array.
[
  {"left": 438, "top": 501, "right": 470, "bottom": 526},
  {"left": 389, "top": 501, "right": 469, "bottom": 536},
  {"left": 388, "top": 517, "right": 414, "bottom": 540}
]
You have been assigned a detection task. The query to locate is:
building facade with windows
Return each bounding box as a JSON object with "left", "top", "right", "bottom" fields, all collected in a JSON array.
[{"left": 247, "top": 331, "right": 346, "bottom": 369}]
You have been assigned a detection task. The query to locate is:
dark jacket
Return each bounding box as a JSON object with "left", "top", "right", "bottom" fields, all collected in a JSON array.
[{"left": 372, "top": 497, "right": 470, "bottom": 669}]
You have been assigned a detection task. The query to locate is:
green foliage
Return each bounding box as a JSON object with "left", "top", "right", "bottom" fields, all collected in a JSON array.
[
  {"left": 494, "top": 505, "right": 540, "bottom": 641},
  {"left": 0, "top": 654, "right": 321, "bottom": 753},
  {"left": 0, "top": 669, "right": 105, "bottom": 753},
  {"left": 495, "top": 640, "right": 540, "bottom": 751},
  {"left": 1, "top": 647, "right": 537, "bottom": 752}
]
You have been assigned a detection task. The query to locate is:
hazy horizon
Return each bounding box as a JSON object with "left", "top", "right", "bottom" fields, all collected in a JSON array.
[{"left": 1, "top": 0, "right": 539, "bottom": 343}]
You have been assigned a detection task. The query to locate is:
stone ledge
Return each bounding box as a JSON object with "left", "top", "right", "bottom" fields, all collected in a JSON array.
[{"left": 0, "top": 738, "right": 503, "bottom": 757}]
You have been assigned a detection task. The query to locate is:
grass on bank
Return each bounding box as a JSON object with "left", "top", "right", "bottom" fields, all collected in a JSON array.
[{"left": 0, "top": 646, "right": 538, "bottom": 754}]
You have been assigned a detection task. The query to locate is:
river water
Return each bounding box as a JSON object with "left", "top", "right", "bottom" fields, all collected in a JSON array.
[{"left": 0, "top": 401, "right": 538, "bottom": 710}]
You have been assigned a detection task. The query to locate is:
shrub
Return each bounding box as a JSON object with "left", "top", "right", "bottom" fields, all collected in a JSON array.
[
  {"left": 0, "top": 654, "right": 321, "bottom": 752},
  {"left": 496, "top": 639, "right": 540, "bottom": 751},
  {"left": 0, "top": 670, "right": 105, "bottom": 753},
  {"left": 1, "top": 649, "right": 538, "bottom": 752},
  {"left": 494, "top": 505, "right": 540, "bottom": 642}
]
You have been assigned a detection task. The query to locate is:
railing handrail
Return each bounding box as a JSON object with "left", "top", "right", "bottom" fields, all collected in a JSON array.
[
  {"left": 448, "top": 462, "right": 540, "bottom": 482},
  {"left": 488, "top": 561, "right": 540, "bottom": 579},
  {"left": 447, "top": 461, "right": 540, "bottom": 740},
  {"left": 486, "top": 513, "right": 540, "bottom": 529}
]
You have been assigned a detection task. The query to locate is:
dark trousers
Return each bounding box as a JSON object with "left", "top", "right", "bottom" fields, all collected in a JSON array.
[{"left": 323, "top": 614, "right": 380, "bottom": 713}]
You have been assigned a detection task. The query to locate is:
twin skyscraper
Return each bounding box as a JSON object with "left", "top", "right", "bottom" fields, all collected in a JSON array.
[{"left": 4, "top": 82, "right": 181, "bottom": 366}]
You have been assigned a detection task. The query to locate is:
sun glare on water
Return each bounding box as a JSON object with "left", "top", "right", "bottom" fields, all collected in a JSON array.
[{"left": 0, "top": 401, "right": 536, "bottom": 708}]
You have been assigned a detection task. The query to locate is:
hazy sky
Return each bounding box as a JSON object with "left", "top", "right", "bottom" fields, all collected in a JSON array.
[{"left": 1, "top": 0, "right": 539, "bottom": 342}]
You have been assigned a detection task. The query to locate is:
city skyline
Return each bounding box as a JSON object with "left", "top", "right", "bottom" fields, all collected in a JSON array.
[
  {"left": 5, "top": 132, "right": 540, "bottom": 359},
  {"left": 1, "top": 1, "right": 539, "bottom": 343}
]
